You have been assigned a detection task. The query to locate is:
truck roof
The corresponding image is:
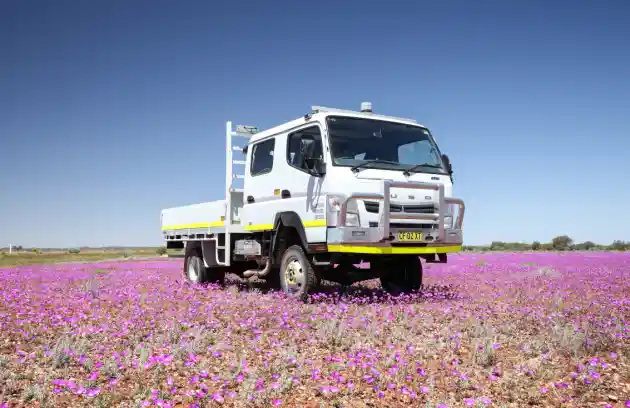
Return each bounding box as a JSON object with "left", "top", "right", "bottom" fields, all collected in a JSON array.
[{"left": 248, "top": 104, "right": 426, "bottom": 144}]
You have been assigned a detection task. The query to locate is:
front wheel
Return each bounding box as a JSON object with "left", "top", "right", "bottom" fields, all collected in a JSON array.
[
  {"left": 279, "top": 245, "right": 317, "bottom": 301},
  {"left": 379, "top": 255, "right": 423, "bottom": 295}
]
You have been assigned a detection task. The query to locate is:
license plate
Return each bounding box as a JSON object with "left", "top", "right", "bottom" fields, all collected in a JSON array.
[{"left": 397, "top": 231, "right": 423, "bottom": 242}]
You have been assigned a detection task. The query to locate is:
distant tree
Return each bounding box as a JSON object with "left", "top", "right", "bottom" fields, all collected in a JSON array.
[
  {"left": 32, "top": 248, "right": 41, "bottom": 254},
  {"left": 531, "top": 241, "right": 541, "bottom": 251},
  {"left": 610, "top": 240, "right": 629, "bottom": 251},
  {"left": 541, "top": 242, "right": 554, "bottom": 251},
  {"left": 551, "top": 235, "right": 573, "bottom": 251},
  {"left": 573, "top": 241, "right": 596, "bottom": 251},
  {"left": 156, "top": 246, "right": 167, "bottom": 256},
  {"left": 68, "top": 248, "right": 81, "bottom": 254}
]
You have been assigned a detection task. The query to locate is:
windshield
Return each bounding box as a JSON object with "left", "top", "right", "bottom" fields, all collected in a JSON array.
[{"left": 326, "top": 116, "right": 447, "bottom": 174}]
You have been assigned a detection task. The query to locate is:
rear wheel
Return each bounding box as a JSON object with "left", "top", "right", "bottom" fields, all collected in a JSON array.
[
  {"left": 380, "top": 255, "right": 423, "bottom": 294},
  {"left": 183, "top": 244, "right": 226, "bottom": 285},
  {"left": 279, "top": 245, "right": 317, "bottom": 301}
]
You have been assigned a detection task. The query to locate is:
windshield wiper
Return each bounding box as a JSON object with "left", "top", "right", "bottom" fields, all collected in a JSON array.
[
  {"left": 402, "top": 163, "right": 443, "bottom": 176},
  {"left": 350, "top": 159, "right": 400, "bottom": 173}
]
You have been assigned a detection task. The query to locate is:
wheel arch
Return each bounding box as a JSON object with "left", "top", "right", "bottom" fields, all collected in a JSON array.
[{"left": 271, "top": 211, "right": 309, "bottom": 262}]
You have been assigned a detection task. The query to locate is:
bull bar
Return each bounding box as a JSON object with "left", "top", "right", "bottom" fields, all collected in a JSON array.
[{"left": 329, "top": 180, "right": 465, "bottom": 246}]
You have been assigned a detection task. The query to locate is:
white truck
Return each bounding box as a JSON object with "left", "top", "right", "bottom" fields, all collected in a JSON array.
[{"left": 161, "top": 102, "right": 465, "bottom": 300}]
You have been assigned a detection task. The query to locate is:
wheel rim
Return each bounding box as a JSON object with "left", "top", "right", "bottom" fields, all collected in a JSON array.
[
  {"left": 188, "top": 258, "right": 199, "bottom": 282},
  {"left": 284, "top": 258, "right": 304, "bottom": 293}
]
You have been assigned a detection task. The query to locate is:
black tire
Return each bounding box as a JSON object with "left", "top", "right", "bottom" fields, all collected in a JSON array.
[
  {"left": 205, "top": 266, "right": 226, "bottom": 285},
  {"left": 279, "top": 245, "right": 317, "bottom": 301},
  {"left": 183, "top": 245, "right": 226, "bottom": 285},
  {"left": 379, "top": 255, "right": 423, "bottom": 294},
  {"left": 264, "top": 266, "right": 282, "bottom": 290}
]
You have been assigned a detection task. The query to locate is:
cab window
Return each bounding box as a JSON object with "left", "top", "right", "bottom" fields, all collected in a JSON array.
[
  {"left": 286, "top": 126, "right": 323, "bottom": 172},
  {"left": 250, "top": 138, "right": 275, "bottom": 176}
]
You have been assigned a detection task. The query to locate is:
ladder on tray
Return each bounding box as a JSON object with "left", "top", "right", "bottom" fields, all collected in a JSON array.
[{"left": 216, "top": 121, "right": 259, "bottom": 266}]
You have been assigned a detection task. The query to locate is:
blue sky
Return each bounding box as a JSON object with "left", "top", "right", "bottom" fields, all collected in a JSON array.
[{"left": 1, "top": 0, "right": 629, "bottom": 248}]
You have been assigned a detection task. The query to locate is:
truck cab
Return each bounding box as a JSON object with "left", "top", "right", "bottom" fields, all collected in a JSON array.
[{"left": 161, "top": 103, "right": 465, "bottom": 300}]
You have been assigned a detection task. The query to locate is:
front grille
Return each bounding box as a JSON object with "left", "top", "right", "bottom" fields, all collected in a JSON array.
[
  {"left": 390, "top": 222, "right": 435, "bottom": 229},
  {"left": 364, "top": 201, "right": 435, "bottom": 214},
  {"left": 369, "top": 222, "right": 435, "bottom": 229}
]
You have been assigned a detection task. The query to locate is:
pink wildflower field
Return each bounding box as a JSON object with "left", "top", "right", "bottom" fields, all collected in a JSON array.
[{"left": 1, "top": 252, "right": 629, "bottom": 408}]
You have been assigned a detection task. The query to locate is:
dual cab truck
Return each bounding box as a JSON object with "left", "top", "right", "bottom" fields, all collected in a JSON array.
[{"left": 161, "top": 103, "right": 465, "bottom": 300}]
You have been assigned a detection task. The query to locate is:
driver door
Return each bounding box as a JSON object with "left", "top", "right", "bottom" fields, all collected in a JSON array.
[{"left": 282, "top": 123, "right": 328, "bottom": 243}]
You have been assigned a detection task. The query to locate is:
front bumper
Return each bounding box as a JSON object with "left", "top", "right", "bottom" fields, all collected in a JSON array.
[{"left": 326, "top": 180, "right": 465, "bottom": 254}]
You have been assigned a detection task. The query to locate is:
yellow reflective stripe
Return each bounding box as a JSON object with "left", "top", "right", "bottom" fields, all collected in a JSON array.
[
  {"left": 244, "top": 223, "right": 275, "bottom": 231},
  {"left": 163, "top": 219, "right": 327, "bottom": 232},
  {"left": 327, "top": 245, "right": 462, "bottom": 254},
  {"left": 302, "top": 219, "right": 326, "bottom": 228},
  {"left": 245, "top": 219, "right": 327, "bottom": 231},
  {"left": 162, "top": 221, "right": 224, "bottom": 230}
]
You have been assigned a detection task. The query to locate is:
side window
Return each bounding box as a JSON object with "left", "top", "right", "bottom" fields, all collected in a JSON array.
[
  {"left": 286, "top": 126, "right": 323, "bottom": 172},
  {"left": 250, "top": 138, "right": 275, "bottom": 176}
]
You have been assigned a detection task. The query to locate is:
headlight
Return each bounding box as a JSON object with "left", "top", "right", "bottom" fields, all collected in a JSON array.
[
  {"left": 345, "top": 212, "right": 360, "bottom": 227},
  {"left": 345, "top": 199, "right": 361, "bottom": 227},
  {"left": 327, "top": 196, "right": 361, "bottom": 227},
  {"left": 443, "top": 215, "right": 453, "bottom": 229}
]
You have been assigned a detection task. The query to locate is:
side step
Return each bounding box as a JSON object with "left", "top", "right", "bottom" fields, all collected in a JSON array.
[{"left": 213, "top": 237, "right": 228, "bottom": 266}]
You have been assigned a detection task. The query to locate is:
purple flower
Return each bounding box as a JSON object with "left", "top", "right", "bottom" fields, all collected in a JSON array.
[{"left": 212, "top": 393, "right": 224, "bottom": 402}]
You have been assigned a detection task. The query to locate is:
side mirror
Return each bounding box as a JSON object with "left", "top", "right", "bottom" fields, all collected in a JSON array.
[
  {"left": 300, "top": 138, "right": 325, "bottom": 176},
  {"left": 300, "top": 138, "right": 315, "bottom": 162},
  {"left": 441, "top": 154, "right": 453, "bottom": 178}
]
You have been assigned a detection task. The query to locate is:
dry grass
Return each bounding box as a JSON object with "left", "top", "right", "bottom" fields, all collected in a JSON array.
[
  {"left": 0, "top": 249, "right": 178, "bottom": 268},
  {"left": 0, "top": 252, "right": 628, "bottom": 407}
]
